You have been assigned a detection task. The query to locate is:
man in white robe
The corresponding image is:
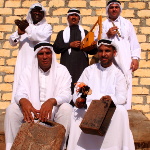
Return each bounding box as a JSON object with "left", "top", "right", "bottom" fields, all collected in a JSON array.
[
  {"left": 95, "top": 0, "right": 141, "bottom": 110},
  {"left": 9, "top": 3, "right": 52, "bottom": 103},
  {"left": 4, "top": 42, "right": 72, "bottom": 150},
  {"left": 67, "top": 39, "right": 135, "bottom": 150}
]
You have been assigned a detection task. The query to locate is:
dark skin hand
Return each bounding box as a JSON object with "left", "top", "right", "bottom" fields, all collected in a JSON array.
[
  {"left": 20, "top": 98, "right": 57, "bottom": 123},
  {"left": 130, "top": 59, "right": 139, "bottom": 72},
  {"left": 19, "top": 98, "right": 39, "bottom": 123},
  {"left": 70, "top": 41, "right": 81, "bottom": 48},
  {"left": 75, "top": 95, "right": 112, "bottom": 108},
  {"left": 106, "top": 26, "right": 118, "bottom": 38},
  {"left": 100, "top": 95, "right": 112, "bottom": 101},
  {"left": 15, "top": 19, "right": 29, "bottom": 35},
  {"left": 75, "top": 97, "right": 86, "bottom": 108},
  {"left": 17, "top": 28, "right": 25, "bottom": 35},
  {"left": 70, "top": 41, "right": 96, "bottom": 49},
  {"left": 90, "top": 41, "right": 97, "bottom": 48},
  {"left": 39, "top": 98, "right": 57, "bottom": 122}
]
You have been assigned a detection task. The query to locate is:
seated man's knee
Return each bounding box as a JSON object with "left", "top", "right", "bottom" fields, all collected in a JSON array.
[
  {"left": 54, "top": 103, "right": 73, "bottom": 126},
  {"left": 59, "top": 103, "right": 73, "bottom": 115},
  {"left": 115, "top": 105, "right": 128, "bottom": 118},
  {"left": 6, "top": 103, "right": 22, "bottom": 118}
]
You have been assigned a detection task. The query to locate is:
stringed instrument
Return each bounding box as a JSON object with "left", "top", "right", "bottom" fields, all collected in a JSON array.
[{"left": 80, "top": 16, "right": 102, "bottom": 52}]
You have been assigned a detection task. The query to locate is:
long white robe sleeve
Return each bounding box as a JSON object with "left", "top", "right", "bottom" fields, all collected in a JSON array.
[
  {"left": 5, "top": 43, "right": 72, "bottom": 150},
  {"left": 15, "top": 64, "right": 72, "bottom": 109},
  {"left": 97, "top": 16, "right": 141, "bottom": 110},
  {"left": 73, "top": 63, "right": 127, "bottom": 106},
  {"left": 67, "top": 63, "right": 135, "bottom": 150},
  {"left": 9, "top": 22, "right": 52, "bottom": 103},
  {"left": 25, "top": 23, "right": 52, "bottom": 42}
]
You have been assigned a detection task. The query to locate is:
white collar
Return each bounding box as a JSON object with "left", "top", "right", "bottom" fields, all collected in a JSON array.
[
  {"left": 108, "top": 16, "right": 120, "bottom": 22},
  {"left": 99, "top": 63, "right": 114, "bottom": 71},
  {"left": 39, "top": 67, "right": 50, "bottom": 75}
]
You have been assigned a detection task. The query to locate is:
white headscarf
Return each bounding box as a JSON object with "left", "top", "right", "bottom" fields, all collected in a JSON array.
[
  {"left": 15, "top": 42, "right": 72, "bottom": 120},
  {"left": 105, "top": 1, "right": 126, "bottom": 39},
  {"left": 106, "top": 1, "right": 122, "bottom": 17},
  {"left": 63, "top": 8, "right": 85, "bottom": 55},
  {"left": 26, "top": 3, "right": 47, "bottom": 24},
  {"left": 97, "top": 39, "right": 119, "bottom": 52},
  {"left": 28, "top": 42, "right": 59, "bottom": 110},
  {"left": 67, "top": 8, "right": 81, "bottom": 18},
  {"left": 97, "top": 39, "right": 129, "bottom": 87}
]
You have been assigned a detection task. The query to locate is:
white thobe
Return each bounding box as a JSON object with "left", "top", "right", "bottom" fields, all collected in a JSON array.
[
  {"left": 95, "top": 16, "right": 141, "bottom": 110},
  {"left": 9, "top": 21, "right": 52, "bottom": 103},
  {"left": 67, "top": 63, "right": 135, "bottom": 150},
  {"left": 39, "top": 68, "right": 50, "bottom": 102},
  {"left": 5, "top": 61, "right": 72, "bottom": 150}
]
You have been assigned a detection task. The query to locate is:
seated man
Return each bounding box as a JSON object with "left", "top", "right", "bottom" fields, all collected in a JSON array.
[
  {"left": 5, "top": 42, "right": 72, "bottom": 150},
  {"left": 67, "top": 39, "right": 135, "bottom": 150}
]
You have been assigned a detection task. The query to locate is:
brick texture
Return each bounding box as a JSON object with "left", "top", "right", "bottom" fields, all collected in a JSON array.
[
  {"left": 5, "top": 1, "right": 21, "bottom": 8},
  {"left": 49, "top": 0, "right": 65, "bottom": 7},
  {"left": 0, "top": 0, "right": 149, "bottom": 119},
  {"left": 2, "top": 93, "right": 12, "bottom": 101}
]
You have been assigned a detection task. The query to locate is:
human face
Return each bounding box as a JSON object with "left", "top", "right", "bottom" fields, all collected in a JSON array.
[
  {"left": 98, "top": 44, "right": 116, "bottom": 68},
  {"left": 31, "top": 7, "right": 44, "bottom": 24},
  {"left": 108, "top": 3, "right": 121, "bottom": 21},
  {"left": 67, "top": 13, "right": 80, "bottom": 26},
  {"left": 37, "top": 48, "right": 52, "bottom": 72}
]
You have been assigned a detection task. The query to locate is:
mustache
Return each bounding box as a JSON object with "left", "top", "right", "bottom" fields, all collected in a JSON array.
[
  {"left": 101, "top": 56, "right": 108, "bottom": 59},
  {"left": 71, "top": 18, "right": 76, "bottom": 21}
]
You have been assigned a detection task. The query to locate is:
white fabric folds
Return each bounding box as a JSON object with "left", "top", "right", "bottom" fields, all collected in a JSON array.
[
  {"left": 15, "top": 42, "right": 72, "bottom": 111},
  {"left": 9, "top": 3, "right": 52, "bottom": 103},
  {"left": 67, "top": 63, "right": 135, "bottom": 150}
]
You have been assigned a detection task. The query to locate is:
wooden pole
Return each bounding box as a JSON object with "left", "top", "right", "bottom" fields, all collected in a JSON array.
[{"left": 98, "top": 15, "right": 102, "bottom": 40}]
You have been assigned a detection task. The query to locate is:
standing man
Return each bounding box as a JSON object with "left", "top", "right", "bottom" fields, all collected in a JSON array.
[
  {"left": 95, "top": 0, "right": 141, "bottom": 110},
  {"left": 53, "top": 8, "right": 97, "bottom": 94},
  {"left": 67, "top": 39, "right": 135, "bottom": 150},
  {"left": 5, "top": 42, "right": 72, "bottom": 150},
  {"left": 9, "top": 3, "right": 52, "bottom": 103}
]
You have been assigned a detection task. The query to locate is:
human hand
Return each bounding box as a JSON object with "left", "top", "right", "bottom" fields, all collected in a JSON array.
[
  {"left": 39, "top": 98, "right": 57, "bottom": 122},
  {"left": 75, "top": 97, "right": 86, "bottom": 108},
  {"left": 106, "top": 26, "right": 118, "bottom": 38},
  {"left": 19, "top": 98, "right": 39, "bottom": 123},
  {"left": 15, "top": 19, "right": 29, "bottom": 33},
  {"left": 130, "top": 59, "right": 139, "bottom": 72},
  {"left": 100, "top": 95, "right": 112, "bottom": 101},
  {"left": 70, "top": 41, "right": 81, "bottom": 48},
  {"left": 18, "top": 28, "right": 25, "bottom": 35},
  {"left": 90, "top": 41, "right": 97, "bottom": 49}
]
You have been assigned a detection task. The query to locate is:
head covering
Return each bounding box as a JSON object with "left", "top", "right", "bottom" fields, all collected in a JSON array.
[
  {"left": 34, "top": 42, "right": 57, "bottom": 70},
  {"left": 67, "top": 8, "right": 81, "bottom": 18},
  {"left": 97, "top": 39, "right": 119, "bottom": 69},
  {"left": 106, "top": 0, "right": 122, "bottom": 17},
  {"left": 64, "top": 8, "right": 85, "bottom": 55},
  {"left": 26, "top": 3, "right": 46, "bottom": 24},
  {"left": 107, "top": 0, "right": 121, "bottom": 6},
  {"left": 15, "top": 42, "right": 72, "bottom": 118},
  {"left": 97, "top": 39, "right": 118, "bottom": 51},
  {"left": 34, "top": 42, "right": 53, "bottom": 53},
  {"left": 66, "top": 8, "right": 81, "bottom": 25},
  {"left": 27, "top": 42, "right": 58, "bottom": 111},
  {"left": 97, "top": 39, "right": 129, "bottom": 89}
]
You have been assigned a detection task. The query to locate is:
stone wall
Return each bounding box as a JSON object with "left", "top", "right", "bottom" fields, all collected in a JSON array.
[{"left": 0, "top": 0, "right": 150, "bottom": 119}]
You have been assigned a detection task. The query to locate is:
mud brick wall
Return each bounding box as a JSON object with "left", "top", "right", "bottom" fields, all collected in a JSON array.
[{"left": 0, "top": 0, "right": 150, "bottom": 119}]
